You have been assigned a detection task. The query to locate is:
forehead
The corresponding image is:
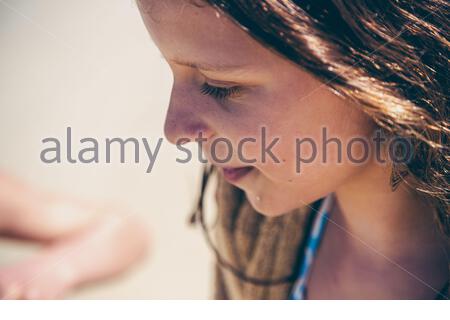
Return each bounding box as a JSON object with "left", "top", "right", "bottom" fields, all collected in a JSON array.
[{"left": 137, "top": 0, "right": 277, "bottom": 68}]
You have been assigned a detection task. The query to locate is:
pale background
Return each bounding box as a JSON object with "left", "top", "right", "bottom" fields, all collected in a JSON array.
[{"left": 0, "top": 0, "right": 214, "bottom": 299}]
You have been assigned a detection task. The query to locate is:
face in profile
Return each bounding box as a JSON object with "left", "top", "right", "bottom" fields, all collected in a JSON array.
[{"left": 138, "top": 0, "right": 378, "bottom": 216}]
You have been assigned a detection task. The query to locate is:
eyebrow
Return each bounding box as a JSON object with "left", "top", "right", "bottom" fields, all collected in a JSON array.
[{"left": 170, "top": 57, "right": 252, "bottom": 73}]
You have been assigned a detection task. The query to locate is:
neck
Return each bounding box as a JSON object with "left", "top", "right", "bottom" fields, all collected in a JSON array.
[{"left": 332, "top": 161, "right": 445, "bottom": 260}]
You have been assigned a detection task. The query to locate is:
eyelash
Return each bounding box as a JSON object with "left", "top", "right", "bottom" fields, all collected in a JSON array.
[{"left": 200, "top": 83, "right": 242, "bottom": 101}]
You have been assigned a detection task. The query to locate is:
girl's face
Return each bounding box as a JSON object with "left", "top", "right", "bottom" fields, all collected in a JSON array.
[{"left": 139, "top": 1, "right": 377, "bottom": 216}]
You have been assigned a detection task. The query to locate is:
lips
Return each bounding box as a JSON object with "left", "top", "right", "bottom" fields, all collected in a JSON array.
[{"left": 222, "top": 166, "right": 253, "bottom": 183}]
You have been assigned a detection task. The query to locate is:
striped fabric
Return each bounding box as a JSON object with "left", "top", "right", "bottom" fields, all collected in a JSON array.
[{"left": 290, "top": 193, "right": 335, "bottom": 300}]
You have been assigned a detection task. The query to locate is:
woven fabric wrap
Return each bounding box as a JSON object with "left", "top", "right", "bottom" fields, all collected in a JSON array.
[{"left": 212, "top": 173, "right": 314, "bottom": 299}]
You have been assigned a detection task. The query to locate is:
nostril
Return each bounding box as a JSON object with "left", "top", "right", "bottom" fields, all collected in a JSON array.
[
  {"left": 177, "top": 138, "right": 191, "bottom": 145},
  {"left": 186, "top": 123, "right": 209, "bottom": 137}
]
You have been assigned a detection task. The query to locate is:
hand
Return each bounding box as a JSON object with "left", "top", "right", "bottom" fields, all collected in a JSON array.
[{"left": 0, "top": 252, "right": 75, "bottom": 299}]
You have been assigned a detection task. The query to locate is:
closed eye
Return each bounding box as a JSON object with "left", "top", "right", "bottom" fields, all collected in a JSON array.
[{"left": 200, "top": 82, "right": 243, "bottom": 101}]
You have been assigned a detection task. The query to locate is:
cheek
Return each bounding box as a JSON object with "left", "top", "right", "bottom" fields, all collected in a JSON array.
[
  {"left": 250, "top": 154, "right": 367, "bottom": 216},
  {"left": 241, "top": 88, "right": 376, "bottom": 215},
  {"left": 278, "top": 85, "right": 373, "bottom": 162},
  {"left": 219, "top": 83, "right": 374, "bottom": 176}
]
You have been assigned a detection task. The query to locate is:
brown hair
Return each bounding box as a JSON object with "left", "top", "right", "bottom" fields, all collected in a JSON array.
[{"left": 188, "top": 0, "right": 449, "bottom": 284}]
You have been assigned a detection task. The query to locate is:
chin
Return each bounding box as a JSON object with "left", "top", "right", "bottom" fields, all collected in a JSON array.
[{"left": 245, "top": 193, "right": 295, "bottom": 217}]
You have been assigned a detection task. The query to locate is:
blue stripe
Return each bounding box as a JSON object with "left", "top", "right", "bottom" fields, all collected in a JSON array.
[{"left": 289, "top": 194, "right": 334, "bottom": 300}]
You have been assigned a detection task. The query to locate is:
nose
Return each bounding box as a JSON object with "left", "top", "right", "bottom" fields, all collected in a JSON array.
[{"left": 163, "top": 83, "right": 214, "bottom": 145}]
